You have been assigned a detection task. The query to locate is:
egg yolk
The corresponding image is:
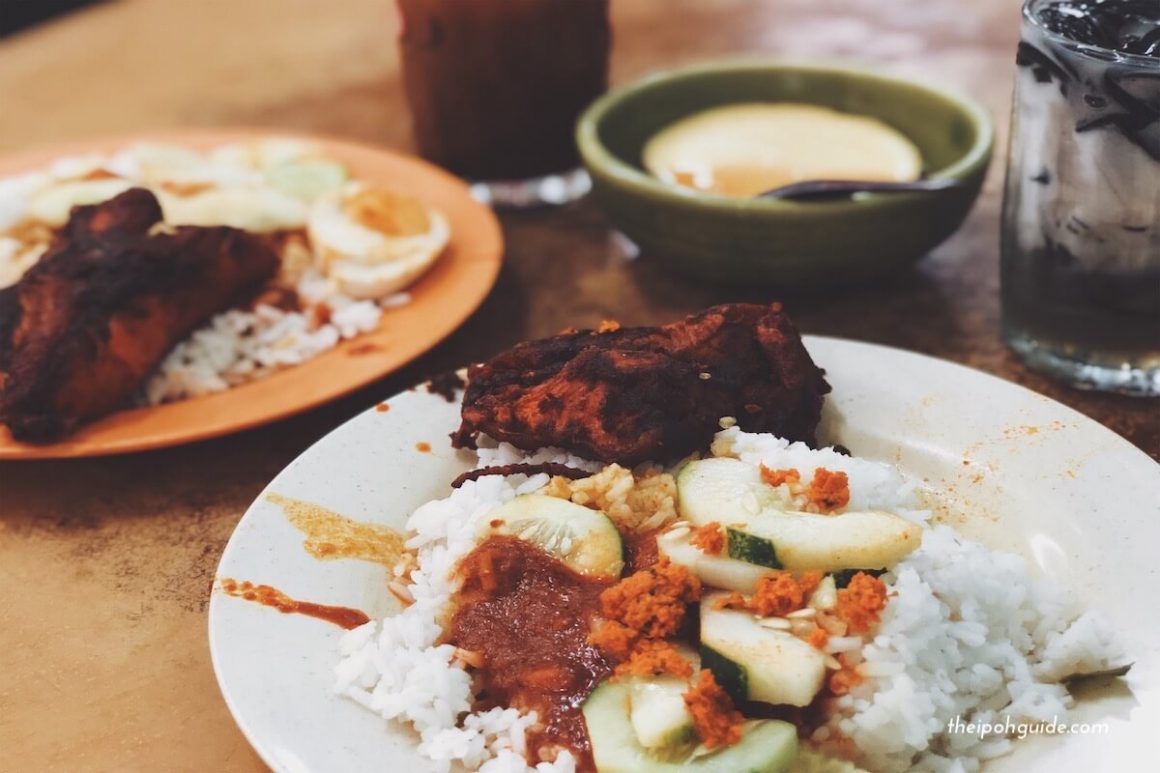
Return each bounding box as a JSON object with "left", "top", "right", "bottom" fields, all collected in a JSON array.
[{"left": 344, "top": 188, "right": 430, "bottom": 237}]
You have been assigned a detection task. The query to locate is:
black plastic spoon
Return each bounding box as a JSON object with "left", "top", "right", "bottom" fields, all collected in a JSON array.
[{"left": 757, "top": 177, "right": 963, "bottom": 201}]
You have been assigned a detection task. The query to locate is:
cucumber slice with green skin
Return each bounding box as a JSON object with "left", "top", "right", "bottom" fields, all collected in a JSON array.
[
  {"left": 263, "top": 160, "right": 348, "bottom": 201},
  {"left": 700, "top": 596, "right": 827, "bottom": 707},
  {"left": 727, "top": 528, "right": 782, "bottom": 569},
  {"left": 679, "top": 458, "right": 921, "bottom": 572},
  {"left": 628, "top": 646, "right": 701, "bottom": 750},
  {"left": 478, "top": 495, "right": 623, "bottom": 577},
  {"left": 725, "top": 511, "right": 920, "bottom": 574},
  {"left": 583, "top": 680, "right": 799, "bottom": 773},
  {"left": 630, "top": 677, "right": 697, "bottom": 750},
  {"left": 699, "top": 644, "right": 748, "bottom": 704},
  {"left": 657, "top": 528, "right": 769, "bottom": 594},
  {"left": 678, "top": 458, "right": 786, "bottom": 526}
]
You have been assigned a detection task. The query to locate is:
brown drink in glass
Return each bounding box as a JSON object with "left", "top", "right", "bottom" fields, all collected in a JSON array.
[{"left": 397, "top": 0, "right": 611, "bottom": 206}]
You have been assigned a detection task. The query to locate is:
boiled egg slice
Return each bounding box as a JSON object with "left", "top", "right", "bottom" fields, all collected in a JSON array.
[{"left": 308, "top": 183, "right": 449, "bottom": 300}]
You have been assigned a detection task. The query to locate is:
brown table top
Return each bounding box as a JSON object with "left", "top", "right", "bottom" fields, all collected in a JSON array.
[{"left": 0, "top": 0, "right": 1155, "bottom": 770}]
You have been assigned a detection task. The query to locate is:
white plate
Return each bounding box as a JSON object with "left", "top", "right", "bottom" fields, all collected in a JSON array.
[{"left": 208, "top": 337, "right": 1160, "bottom": 773}]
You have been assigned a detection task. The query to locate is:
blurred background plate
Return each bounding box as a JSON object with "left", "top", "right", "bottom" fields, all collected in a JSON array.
[{"left": 0, "top": 129, "right": 503, "bottom": 459}]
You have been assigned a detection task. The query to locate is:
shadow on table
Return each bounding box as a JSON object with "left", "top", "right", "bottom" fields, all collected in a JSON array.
[
  {"left": 0, "top": 0, "right": 106, "bottom": 37},
  {"left": 622, "top": 245, "right": 966, "bottom": 355}
]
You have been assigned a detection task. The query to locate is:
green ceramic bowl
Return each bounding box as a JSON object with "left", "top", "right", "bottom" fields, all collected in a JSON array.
[{"left": 576, "top": 60, "right": 994, "bottom": 287}]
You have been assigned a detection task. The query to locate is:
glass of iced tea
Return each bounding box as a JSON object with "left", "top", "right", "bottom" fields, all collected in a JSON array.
[
  {"left": 397, "top": 0, "right": 611, "bottom": 207},
  {"left": 1001, "top": 0, "right": 1159, "bottom": 395}
]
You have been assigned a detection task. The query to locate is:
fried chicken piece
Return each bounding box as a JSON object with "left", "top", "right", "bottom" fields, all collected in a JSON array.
[
  {"left": 454, "top": 303, "right": 830, "bottom": 463},
  {"left": 0, "top": 188, "right": 279, "bottom": 441}
]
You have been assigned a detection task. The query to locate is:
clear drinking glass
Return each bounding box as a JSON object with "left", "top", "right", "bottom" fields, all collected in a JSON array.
[
  {"left": 396, "top": 0, "right": 611, "bottom": 207},
  {"left": 1001, "top": 0, "right": 1159, "bottom": 395}
]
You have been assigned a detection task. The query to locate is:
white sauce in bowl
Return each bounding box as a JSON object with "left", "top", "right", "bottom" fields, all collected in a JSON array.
[{"left": 643, "top": 103, "right": 923, "bottom": 197}]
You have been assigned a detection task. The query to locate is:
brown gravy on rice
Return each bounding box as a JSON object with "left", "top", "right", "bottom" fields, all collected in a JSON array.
[{"left": 449, "top": 536, "right": 616, "bottom": 769}]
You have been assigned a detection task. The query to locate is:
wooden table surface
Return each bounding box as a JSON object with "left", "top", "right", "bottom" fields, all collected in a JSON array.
[{"left": 0, "top": 1, "right": 1155, "bottom": 771}]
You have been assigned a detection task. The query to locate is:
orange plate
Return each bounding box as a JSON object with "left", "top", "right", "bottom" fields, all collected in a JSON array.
[{"left": 0, "top": 129, "right": 503, "bottom": 459}]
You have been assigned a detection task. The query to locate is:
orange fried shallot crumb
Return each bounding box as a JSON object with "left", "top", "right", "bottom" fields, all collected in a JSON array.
[
  {"left": 760, "top": 465, "right": 801, "bottom": 487},
  {"left": 807, "top": 468, "right": 850, "bottom": 512},
  {"left": 807, "top": 627, "right": 829, "bottom": 649},
  {"left": 592, "top": 559, "right": 702, "bottom": 683},
  {"left": 713, "top": 572, "right": 818, "bottom": 618},
  {"left": 748, "top": 571, "right": 807, "bottom": 617},
  {"left": 596, "top": 319, "right": 621, "bottom": 333},
  {"left": 836, "top": 572, "right": 888, "bottom": 633},
  {"left": 588, "top": 620, "right": 639, "bottom": 661},
  {"left": 798, "top": 571, "right": 824, "bottom": 595},
  {"left": 828, "top": 657, "right": 864, "bottom": 696},
  {"left": 689, "top": 522, "right": 725, "bottom": 555},
  {"left": 597, "top": 556, "right": 701, "bottom": 640},
  {"left": 712, "top": 591, "right": 748, "bottom": 611},
  {"left": 683, "top": 669, "right": 745, "bottom": 749},
  {"left": 614, "top": 639, "right": 695, "bottom": 679}
]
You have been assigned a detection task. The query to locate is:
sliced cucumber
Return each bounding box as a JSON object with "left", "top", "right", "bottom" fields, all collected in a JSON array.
[
  {"left": 701, "top": 596, "right": 827, "bottom": 707},
  {"left": 263, "top": 159, "right": 347, "bottom": 201},
  {"left": 584, "top": 680, "right": 798, "bottom": 773},
  {"left": 679, "top": 458, "right": 920, "bottom": 573},
  {"left": 478, "top": 495, "right": 623, "bottom": 577},
  {"left": 727, "top": 528, "right": 782, "bottom": 569},
  {"left": 631, "top": 677, "right": 697, "bottom": 750},
  {"left": 628, "top": 646, "right": 701, "bottom": 750},
  {"left": 726, "top": 511, "right": 920, "bottom": 574},
  {"left": 657, "top": 528, "right": 769, "bottom": 594},
  {"left": 699, "top": 644, "right": 748, "bottom": 704},
  {"left": 678, "top": 458, "right": 785, "bottom": 526}
]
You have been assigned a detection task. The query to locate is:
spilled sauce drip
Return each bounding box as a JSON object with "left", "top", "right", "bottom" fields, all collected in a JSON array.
[
  {"left": 219, "top": 579, "right": 370, "bottom": 630},
  {"left": 266, "top": 492, "right": 408, "bottom": 568}
]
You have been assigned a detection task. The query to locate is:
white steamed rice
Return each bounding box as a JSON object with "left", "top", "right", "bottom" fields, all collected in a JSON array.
[
  {"left": 712, "top": 427, "right": 1124, "bottom": 772},
  {"left": 334, "top": 441, "right": 600, "bottom": 773},
  {"left": 335, "top": 427, "right": 1124, "bottom": 772},
  {"left": 142, "top": 271, "right": 407, "bottom": 404}
]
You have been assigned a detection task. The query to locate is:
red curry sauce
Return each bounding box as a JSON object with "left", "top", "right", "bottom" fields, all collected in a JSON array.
[
  {"left": 621, "top": 527, "right": 661, "bottom": 574},
  {"left": 449, "top": 536, "right": 615, "bottom": 770},
  {"left": 219, "top": 578, "right": 370, "bottom": 630}
]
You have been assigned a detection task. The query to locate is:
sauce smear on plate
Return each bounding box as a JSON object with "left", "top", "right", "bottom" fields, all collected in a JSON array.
[
  {"left": 219, "top": 579, "right": 370, "bottom": 630},
  {"left": 266, "top": 492, "right": 408, "bottom": 568},
  {"left": 449, "top": 536, "right": 615, "bottom": 770}
]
